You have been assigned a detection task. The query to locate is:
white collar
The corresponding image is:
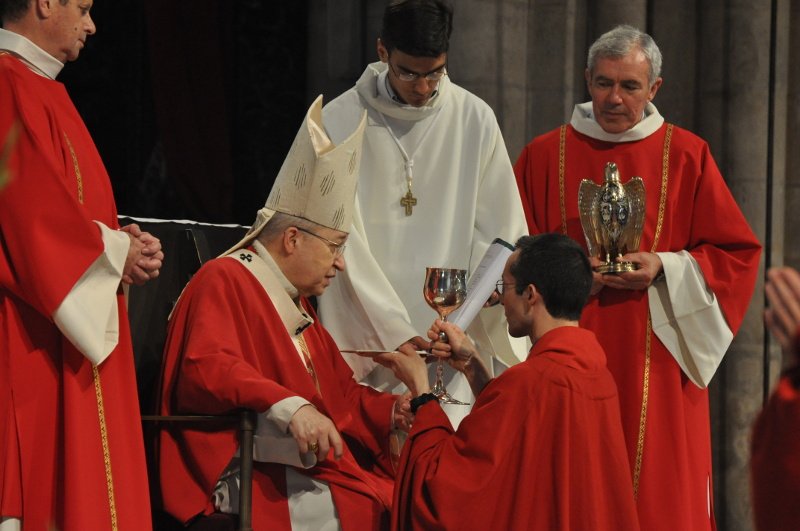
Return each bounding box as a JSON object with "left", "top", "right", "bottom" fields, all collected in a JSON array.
[
  {"left": 570, "top": 101, "right": 664, "bottom": 142},
  {"left": 249, "top": 240, "right": 314, "bottom": 337},
  {"left": 357, "top": 61, "right": 448, "bottom": 122},
  {"left": 0, "top": 28, "right": 64, "bottom": 79}
]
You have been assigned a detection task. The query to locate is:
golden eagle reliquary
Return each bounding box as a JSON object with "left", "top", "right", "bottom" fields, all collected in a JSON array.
[{"left": 578, "top": 162, "right": 645, "bottom": 274}]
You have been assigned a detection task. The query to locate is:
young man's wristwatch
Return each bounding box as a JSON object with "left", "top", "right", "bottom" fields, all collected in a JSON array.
[{"left": 410, "top": 393, "right": 438, "bottom": 413}]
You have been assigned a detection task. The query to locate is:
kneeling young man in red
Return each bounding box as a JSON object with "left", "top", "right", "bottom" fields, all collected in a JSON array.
[{"left": 377, "top": 233, "right": 639, "bottom": 530}]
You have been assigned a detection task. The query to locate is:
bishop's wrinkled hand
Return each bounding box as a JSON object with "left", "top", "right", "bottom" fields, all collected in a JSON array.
[{"left": 288, "top": 404, "right": 343, "bottom": 461}]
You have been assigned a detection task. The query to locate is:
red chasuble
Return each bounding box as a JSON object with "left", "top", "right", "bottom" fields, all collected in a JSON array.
[
  {"left": 514, "top": 124, "right": 761, "bottom": 530},
  {"left": 158, "top": 256, "right": 398, "bottom": 530},
  {"left": 751, "top": 367, "right": 800, "bottom": 531},
  {"left": 0, "top": 55, "right": 151, "bottom": 529},
  {"left": 392, "top": 327, "right": 638, "bottom": 531}
]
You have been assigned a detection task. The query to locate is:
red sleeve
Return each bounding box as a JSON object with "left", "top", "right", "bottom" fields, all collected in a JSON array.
[
  {"left": 0, "top": 60, "right": 104, "bottom": 316},
  {"left": 303, "top": 302, "right": 397, "bottom": 476},
  {"left": 513, "top": 128, "right": 565, "bottom": 236},
  {"left": 338, "top": 371, "right": 397, "bottom": 479},
  {"left": 513, "top": 142, "right": 540, "bottom": 233},
  {"left": 392, "top": 371, "right": 529, "bottom": 531},
  {"left": 686, "top": 142, "right": 762, "bottom": 334},
  {"left": 161, "top": 262, "right": 297, "bottom": 416},
  {"left": 751, "top": 368, "right": 800, "bottom": 531}
]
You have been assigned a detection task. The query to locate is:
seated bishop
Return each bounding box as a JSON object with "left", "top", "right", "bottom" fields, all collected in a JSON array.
[{"left": 157, "top": 95, "right": 412, "bottom": 531}]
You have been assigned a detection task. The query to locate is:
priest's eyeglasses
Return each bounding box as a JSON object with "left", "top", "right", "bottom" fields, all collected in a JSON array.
[
  {"left": 389, "top": 62, "right": 448, "bottom": 82},
  {"left": 495, "top": 280, "right": 516, "bottom": 296},
  {"left": 297, "top": 227, "right": 347, "bottom": 258}
]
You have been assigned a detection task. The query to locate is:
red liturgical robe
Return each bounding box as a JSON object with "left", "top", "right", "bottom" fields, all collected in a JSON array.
[
  {"left": 514, "top": 123, "right": 761, "bottom": 530},
  {"left": 159, "top": 256, "right": 398, "bottom": 530},
  {"left": 751, "top": 367, "right": 800, "bottom": 531},
  {"left": 0, "top": 54, "right": 151, "bottom": 529},
  {"left": 393, "top": 327, "right": 639, "bottom": 531}
]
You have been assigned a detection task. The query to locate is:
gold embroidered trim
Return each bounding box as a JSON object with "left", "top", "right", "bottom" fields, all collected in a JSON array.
[
  {"left": 557, "top": 122, "right": 674, "bottom": 499},
  {"left": 632, "top": 123, "right": 673, "bottom": 499},
  {"left": 651, "top": 124, "right": 673, "bottom": 251},
  {"left": 62, "top": 106, "right": 115, "bottom": 530},
  {"left": 633, "top": 316, "right": 654, "bottom": 498},
  {"left": 93, "top": 366, "right": 118, "bottom": 531},
  {"left": 558, "top": 125, "right": 568, "bottom": 235},
  {"left": 298, "top": 334, "right": 321, "bottom": 395},
  {"left": 63, "top": 132, "right": 83, "bottom": 203}
]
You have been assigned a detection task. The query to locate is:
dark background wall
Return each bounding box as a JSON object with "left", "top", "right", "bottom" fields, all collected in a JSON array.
[{"left": 60, "top": 0, "right": 309, "bottom": 225}]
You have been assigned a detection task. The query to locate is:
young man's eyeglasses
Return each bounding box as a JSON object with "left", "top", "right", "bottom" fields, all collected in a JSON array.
[
  {"left": 297, "top": 227, "right": 347, "bottom": 258},
  {"left": 495, "top": 280, "right": 516, "bottom": 296},
  {"left": 388, "top": 61, "right": 448, "bottom": 83}
]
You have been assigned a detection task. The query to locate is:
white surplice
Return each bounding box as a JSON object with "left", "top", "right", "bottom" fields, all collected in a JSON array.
[{"left": 318, "top": 62, "right": 528, "bottom": 427}]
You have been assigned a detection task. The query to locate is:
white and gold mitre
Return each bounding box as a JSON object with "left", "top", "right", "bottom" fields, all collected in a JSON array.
[
  {"left": 226, "top": 95, "right": 367, "bottom": 253},
  {"left": 266, "top": 94, "right": 366, "bottom": 230}
]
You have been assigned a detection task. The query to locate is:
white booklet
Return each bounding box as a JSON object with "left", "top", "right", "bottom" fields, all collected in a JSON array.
[{"left": 449, "top": 238, "right": 514, "bottom": 331}]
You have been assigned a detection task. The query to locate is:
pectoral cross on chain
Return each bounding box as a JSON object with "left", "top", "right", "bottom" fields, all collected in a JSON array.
[
  {"left": 399, "top": 159, "right": 417, "bottom": 216},
  {"left": 400, "top": 189, "right": 417, "bottom": 216}
]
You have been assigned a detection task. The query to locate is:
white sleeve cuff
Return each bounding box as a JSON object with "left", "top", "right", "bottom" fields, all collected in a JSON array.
[
  {"left": 253, "top": 398, "right": 316, "bottom": 468},
  {"left": 648, "top": 251, "right": 734, "bottom": 388},
  {"left": 52, "top": 222, "right": 128, "bottom": 366},
  {"left": 264, "top": 396, "right": 311, "bottom": 433}
]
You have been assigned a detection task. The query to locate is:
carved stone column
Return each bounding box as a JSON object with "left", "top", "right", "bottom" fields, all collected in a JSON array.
[
  {"left": 697, "top": 1, "right": 774, "bottom": 529},
  {"left": 443, "top": 0, "right": 533, "bottom": 159},
  {"left": 591, "top": 0, "right": 646, "bottom": 35},
  {"left": 785, "top": 2, "right": 800, "bottom": 271}
]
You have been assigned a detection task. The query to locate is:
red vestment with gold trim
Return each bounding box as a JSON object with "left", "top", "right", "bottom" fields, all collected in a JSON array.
[
  {"left": 0, "top": 54, "right": 151, "bottom": 530},
  {"left": 514, "top": 123, "right": 761, "bottom": 530}
]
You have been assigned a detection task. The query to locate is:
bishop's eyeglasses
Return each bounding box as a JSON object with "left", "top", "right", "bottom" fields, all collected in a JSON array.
[{"left": 297, "top": 227, "right": 347, "bottom": 258}]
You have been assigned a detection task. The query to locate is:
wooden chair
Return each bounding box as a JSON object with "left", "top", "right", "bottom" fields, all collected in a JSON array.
[
  {"left": 141, "top": 410, "right": 256, "bottom": 531},
  {"left": 124, "top": 218, "right": 255, "bottom": 531}
]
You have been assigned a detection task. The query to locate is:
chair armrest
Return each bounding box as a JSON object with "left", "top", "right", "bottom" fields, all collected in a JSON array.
[
  {"left": 142, "top": 410, "right": 257, "bottom": 531},
  {"left": 237, "top": 410, "right": 257, "bottom": 531}
]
